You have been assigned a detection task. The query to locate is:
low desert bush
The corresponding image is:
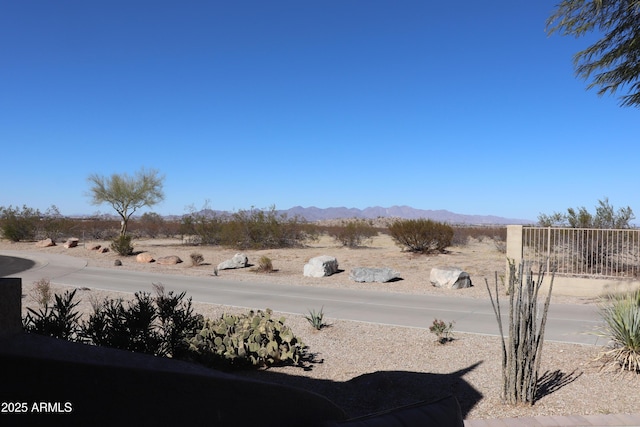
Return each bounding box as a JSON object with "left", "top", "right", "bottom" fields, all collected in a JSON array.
[
  {"left": 388, "top": 219, "right": 453, "bottom": 254},
  {"left": 188, "top": 308, "right": 306, "bottom": 369},
  {"left": 190, "top": 252, "right": 205, "bottom": 266},
  {"left": 596, "top": 289, "right": 640, "bottom": 372},
  {"left": 23, "top": 289, "right": 82, "bottom": 341},
  {"left": 305, "top": 307, "right": 328, "bottom": 330},
  {"left": 111, "top": 235, "right": 134, "bottom": 256},
  {"left": 326, "top": 219, "right": 378, "bottom": 247},
  {"left": 180, "top": 208, "right": 224, "bottom": 245},
  {"left": 429, "top": 318, "right": 454, "bottom": 344},
  {"left": 222, "top": 206, "right": 318, "bottom": 250},
  {"left": 0, "top": 205, "right": 40, "bottom": 242},
  {"left": 255, "top": 255, "right": 274, "bottom": 273},
  {"left": 452, "top": 226, "right": 507, "bottom": 246},
  {"left": 30, "top": 278, "right": 53, "bottom": 307}
]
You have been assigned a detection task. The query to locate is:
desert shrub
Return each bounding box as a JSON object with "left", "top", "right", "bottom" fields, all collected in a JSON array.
[
  {"left": 180, "top": 209, "right": 224, "bottom": 245},
  {"left": 388, "top": 219, "right": 453, "bottom": 254},
  {"left": 81, "top": 285, "right": 203, "bottom": 358},
  {"left": 429, "top": 319, "right": 454, "bottom": 344},
  {"left": 452, "top": 226, "right": 507, "bottom": 246},
  {"left": 221, "top": 206, "right": 318, "bottom": 250},
  {"left": 135, "top": 212, "right": 165, "bottom": 238},
  {"left": 188, "top": 308, "right": 305, "bottom": 369},
  {"left": 305, "top": 307, "right": 328, "bottom": 330},
  {"left": 0, "top": 205, "right": 41, "bottom": 242},
  {"left": 256, "top": 255, "right": 274, "bottom": 273},
  {"left": 190, "top": 252, "right": 205, "bottom": 266},
  {"left": 152, "top": 284, "right": 204, "bottom": 358},
  {"left": 23, "top": 289, "right": 82, "bottom": 341},
  {"left": 111, "top": 235, "right": 134, "bottom": 256},
  {"left": 83, "top": 292, "right": 160, "bottom": 354},
  {"left": 30, "top": 278, "right": 53, "bottom": 307},
  {"left": 82, "top": 215, "right": 120, "bottom": 240},
  {"left": 38, "top": 205, "right": 74, "bottom": 241},
  {"left": 327, "top": 219, "right": 378, "bottom": 247},
  {"left": 596, "top": 289, "right": 640, "bottom": 372}
]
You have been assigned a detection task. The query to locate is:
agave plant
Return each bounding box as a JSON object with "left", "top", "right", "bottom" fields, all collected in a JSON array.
[
  {"left": 305, "top": 307, "right": 328, "bottom": 330},
  {"left": 597, "top": 289, "right": 640, "bottom": 372}
]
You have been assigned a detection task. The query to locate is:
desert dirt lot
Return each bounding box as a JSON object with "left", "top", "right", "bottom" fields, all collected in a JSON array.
[{"left": 6, "top": 233, "right": 639, "bottom": 420}]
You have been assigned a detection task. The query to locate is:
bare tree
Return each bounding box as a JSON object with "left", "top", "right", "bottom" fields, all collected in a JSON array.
[{"left": 87, "top": 168, "right": 165, "bottom": 237}]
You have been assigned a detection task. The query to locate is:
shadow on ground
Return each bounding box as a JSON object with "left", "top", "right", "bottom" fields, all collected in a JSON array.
[
  {"left": 235, "top": 362, "right": 484, "bottom": 418},
  {"left": 0, "top": 332, "right": 481, "bottom": 426},
  {"left": 0, "top": 256, "right": 36, "bottom": 277}
]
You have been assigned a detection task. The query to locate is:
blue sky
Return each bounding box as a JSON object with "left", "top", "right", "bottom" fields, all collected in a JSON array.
[{"left": 1, "top": 1, "right": 638, "bottom": 222}]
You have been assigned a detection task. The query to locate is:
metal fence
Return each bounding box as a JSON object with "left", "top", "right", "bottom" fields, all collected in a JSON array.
[{"left": 522, "top": 227, "right": 640, "bottom": 278}]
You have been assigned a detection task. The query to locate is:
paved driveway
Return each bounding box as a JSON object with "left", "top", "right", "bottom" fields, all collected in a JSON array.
[{"left": 1, "top": 251, "right": 606, "bottom": 345}]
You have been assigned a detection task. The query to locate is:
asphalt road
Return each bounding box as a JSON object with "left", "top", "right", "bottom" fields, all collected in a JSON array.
[{"left": 0, "top": 251, "right": 607, "bottom": 346}]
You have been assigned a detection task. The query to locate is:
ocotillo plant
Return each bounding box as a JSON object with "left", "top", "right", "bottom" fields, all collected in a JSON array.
[{"left": 486, "top": 260, "right": 554, "bottom": 405}]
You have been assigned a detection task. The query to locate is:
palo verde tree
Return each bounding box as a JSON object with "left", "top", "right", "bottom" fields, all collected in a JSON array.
[
  {"left": 537, "top": 197, "right": 635, "bottom": 228},
  {"left": 87, "top": 168, "right": 165, "bottom": 237},
  {"left": 546, "top": 0, "right": 640, "bottom": 107}
]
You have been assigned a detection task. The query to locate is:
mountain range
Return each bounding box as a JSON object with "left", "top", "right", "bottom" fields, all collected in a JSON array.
[{"left": 278, "top": 205, "right": 532, "bottom": 225}]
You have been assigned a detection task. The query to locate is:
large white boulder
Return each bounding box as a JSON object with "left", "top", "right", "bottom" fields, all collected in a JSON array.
[
  {"left": 349, "top": 267, "right": 400, "bottom": 283},
  {"left": 430, "top": 267, "right": 472, "bottom": 289},
  {"left": 304, "top": 256, "right": 339, "bottom": 278},
  {"left": 217, "top": 253, "right": 248, "bottom": 270}
]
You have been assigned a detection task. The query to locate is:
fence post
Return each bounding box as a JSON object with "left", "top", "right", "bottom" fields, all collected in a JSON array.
[
  {"left": 506, "top": 225, "right": 523, "bottom": 277},
  {"left": 547, "top": 227, "right": 552, "bottom": 273}
]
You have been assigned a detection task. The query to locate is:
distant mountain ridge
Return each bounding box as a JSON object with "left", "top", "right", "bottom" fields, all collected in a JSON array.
[{"left": 280, "top": 205, "right": 532, "bottom": 225}]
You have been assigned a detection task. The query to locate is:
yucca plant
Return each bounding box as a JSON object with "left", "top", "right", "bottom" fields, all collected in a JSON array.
[
  {"left": 596, "top": 289, "right": 640, "bottom": 372},
  {"left": 305, "top": 306, "right": 328, "bottom": 330}
]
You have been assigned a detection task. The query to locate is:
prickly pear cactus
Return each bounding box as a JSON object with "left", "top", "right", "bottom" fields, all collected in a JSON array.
[{"left": 188, "top": 308, "right": 306, "bottom": 369}]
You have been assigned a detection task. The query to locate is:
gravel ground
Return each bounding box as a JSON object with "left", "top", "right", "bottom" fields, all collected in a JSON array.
[{"left": 8, "top": 234, "right": 638, "bottom": 420}]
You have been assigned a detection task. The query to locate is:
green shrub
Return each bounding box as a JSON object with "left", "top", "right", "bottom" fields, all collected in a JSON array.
[
  {"left": 0, "top": 205, "right": 41, "bottom": 242},
  {"left": 180, "top": 208, "right": 223, "bottom": 245},
  {"left": 111, "top": 235, "right": 134, "bottom": 256},
  {"left": 429, "top": 318, "right": 454, "bottom": 344},
  {"left": 305, "top": 307, "right": 328, "bottom": 330},
  {"left": 152, "top": 284, "right": 204, "bottom": 358},
  {"left": 188, "top": 308, "right": 305, "bottom": 369},
  {"left": 388, "top": 219, "right": 453, "bottom": 254},
  {"left": 597, "top": 289, "right": 640, "bottom": 372},
  {"left": 82, "top": 285, "right": 203, "bottom": 358},
  {"left": 327, "top": 219, "right": 378, "bottom": 247},
  {"left": 83, "top": 292, "right": 160, "bottom": 354},
  {"left": 23, "top": 289, "right": 82, "bottom": 341},
  {"left": 221, "top": 206, "right": 318, "bottom": 250}
]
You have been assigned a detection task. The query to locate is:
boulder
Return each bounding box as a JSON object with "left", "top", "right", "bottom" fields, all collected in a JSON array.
[
  {"left": 63, "top": 238, "right": 79, "bottom": 248},
  {"left": 349, "top": 267, "right": 400, "bottom": 283},
  {"left": 87, "top": 244, "right": 101, "bottom": 251},
  {"left": 304, "top": 256, "right": 339, "bottom": 278},
  {"left": 430, "top": 267, "right": 472, "bottom": 289},
  {"left": 35, "top": 238, "right": 55, "bottom": 248},
  {"left": 217, "top": 253, "right": 248, "bottom": 270},
  {"left": 98, "top": 247, "right": 109, "bottom": 253},
  {"left": 157, "top": 255, "right": 183, "bottom": 265},
  {"left": 136, "top": 253, "right": 155, "bottom": 263},
  {"left": 114, "top": 259, "right": 122, "bottom": 266}
]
